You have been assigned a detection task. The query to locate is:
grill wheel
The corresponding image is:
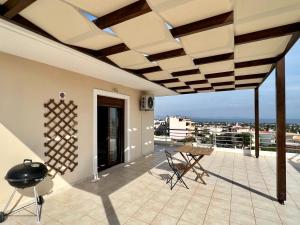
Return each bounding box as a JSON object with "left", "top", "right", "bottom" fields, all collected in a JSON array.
[{"left": 0, "top": 211, "right": 5, "bottom": 223}]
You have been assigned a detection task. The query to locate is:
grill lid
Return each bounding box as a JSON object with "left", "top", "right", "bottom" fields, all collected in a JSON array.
[{"left": 5, "top": 159, "right": 48, "bottom": 183}]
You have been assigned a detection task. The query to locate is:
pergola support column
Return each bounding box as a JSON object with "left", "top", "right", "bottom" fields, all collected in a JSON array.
[
  {"left": 254, "top": 88, "right": 259, "bottom": 158},
  {"left": 276, "top": 57, "right": 286, "bottom": 204}
]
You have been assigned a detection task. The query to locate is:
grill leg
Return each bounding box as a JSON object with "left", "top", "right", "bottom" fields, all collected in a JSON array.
[
  {"left": 33, "top": 187, "right": 41, "bottom": 223},
  {"left": 3, "top": 189, "right": 17, "bottom": 213}
]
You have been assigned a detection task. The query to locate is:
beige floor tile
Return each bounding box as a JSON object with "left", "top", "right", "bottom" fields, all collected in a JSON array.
[
  {"left": 176, "top": 218, "right": 196, "bottom": 225},
  {"left": 180, "top": 209, "right": 206, "bottom": 225},
  {"left": 133, "top": 206, "right": 158, "bottom": 224},
  {"left": 254, "top": 207, "right": 281, "bottom": 222},
  {"left": 151, "top": 213, "right": 178, "bottom": 225},
  {"left": 62, "top": 215, "right": 99, "bottom": 225},
  {"left": 206, "top": 206, "right": 230, "bottom": 221},
  {"left": 203, "top": 217, "right": 229, "bottom": 225},
  {"left": 231, "top": 203, "right": 254, "bottom": 216},
  {"left": 125, "top": 218, "right": 149, "bottom": 225},
  {"left": 230, "top": 211, "right": 256, "bottom": 225},
  {"left": 144, "top": 200, "right": 166, "bottom": 212},
  {"left": 255, "top": 218, "right": 282, "bottom": 225}
]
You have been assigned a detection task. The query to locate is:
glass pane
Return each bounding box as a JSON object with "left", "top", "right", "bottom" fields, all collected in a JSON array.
[{"left": 109, "top": 108, "right": 119, "bottom": 162}]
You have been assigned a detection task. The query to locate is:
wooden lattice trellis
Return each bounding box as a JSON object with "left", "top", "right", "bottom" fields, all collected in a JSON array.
[{"left": 44, "top": 99, "right": 78, "bottom": 177}]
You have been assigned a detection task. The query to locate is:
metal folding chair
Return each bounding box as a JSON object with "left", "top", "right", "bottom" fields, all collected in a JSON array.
[{"left": 165, "top": 151, "right": 189, "bottom": 190}]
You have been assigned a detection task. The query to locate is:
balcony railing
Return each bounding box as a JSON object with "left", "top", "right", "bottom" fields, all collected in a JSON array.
[{"left": 155, "top": 130, "right": 300, "bottom": 152}]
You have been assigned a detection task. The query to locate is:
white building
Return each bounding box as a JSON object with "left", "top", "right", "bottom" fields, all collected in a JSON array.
[{"left": 167, "top": 116, "right": 195, "bottom": 140}]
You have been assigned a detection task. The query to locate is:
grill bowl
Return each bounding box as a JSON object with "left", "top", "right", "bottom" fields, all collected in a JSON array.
[{"left": 5, "top": 159, "right": 48, "bottom": 189}]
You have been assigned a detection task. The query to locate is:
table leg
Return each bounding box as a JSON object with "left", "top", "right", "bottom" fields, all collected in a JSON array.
[
  {"left": 180, "top": 153, "right": 205, "bottom": 184},
  {"left": 191, "top": 155, "right": 209, "bottom": 176}
]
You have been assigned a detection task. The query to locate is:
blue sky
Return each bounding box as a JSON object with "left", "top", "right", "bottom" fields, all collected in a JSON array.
[{"left": 155, "top": 40, "right": 300, "bottom": 120}]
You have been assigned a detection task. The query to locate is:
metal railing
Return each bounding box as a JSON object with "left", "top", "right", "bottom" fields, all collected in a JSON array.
[
  {"left": 155, "top": 131, "right": 300, "bottom": 152},
  {"left": 258, "top": 132, "right": 300, "bottom": 152},
  {"left": 197, "top": 131, "right": 252, "bottom": 150}
]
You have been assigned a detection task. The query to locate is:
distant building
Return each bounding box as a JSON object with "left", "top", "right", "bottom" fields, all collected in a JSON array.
[{"left": 167, "top": 116, "right": 195, "bottom": 140}]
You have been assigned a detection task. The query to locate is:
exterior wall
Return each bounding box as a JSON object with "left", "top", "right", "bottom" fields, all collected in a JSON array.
[
  {"left": 168, "top": 117, "right": 188, "bottom": 140},
  {"left": 0, "top": 52, "right": 154, "bottom": 207}
]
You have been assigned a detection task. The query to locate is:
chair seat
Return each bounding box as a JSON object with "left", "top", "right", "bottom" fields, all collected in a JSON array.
[{"left": 174, "top": 163, "right": 187, "bottom": 171}]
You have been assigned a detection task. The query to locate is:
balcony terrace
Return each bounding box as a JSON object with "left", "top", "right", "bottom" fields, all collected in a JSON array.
[{"left": 3, "top": 144, "right": 300, "bottom": 225}]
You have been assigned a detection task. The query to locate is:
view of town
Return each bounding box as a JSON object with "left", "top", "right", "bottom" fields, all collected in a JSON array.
[{"left": 154, "top": 116, "right": 300, "bottom": 152}]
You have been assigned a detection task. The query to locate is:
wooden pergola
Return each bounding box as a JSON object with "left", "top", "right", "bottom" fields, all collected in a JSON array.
[{"left": 0, "top": 0, "right": 299, "bottom": 204}]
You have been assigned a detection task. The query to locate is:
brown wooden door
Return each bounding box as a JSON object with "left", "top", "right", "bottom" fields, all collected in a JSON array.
[{"left": 97, "top": 96, "right": 124, "bottom": 171}]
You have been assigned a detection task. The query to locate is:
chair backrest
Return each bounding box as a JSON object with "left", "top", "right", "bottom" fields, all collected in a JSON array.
[{"left": 165, "top": 150, "right": 177, "bottom": 172}]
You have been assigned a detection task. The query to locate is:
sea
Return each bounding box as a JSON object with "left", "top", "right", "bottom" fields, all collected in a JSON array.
[
  {"left": 156, "top": 116, "right": 300, "bottom": 124},
  {"left": 191, "top": 118, "right": 300, "bottom": 124}
]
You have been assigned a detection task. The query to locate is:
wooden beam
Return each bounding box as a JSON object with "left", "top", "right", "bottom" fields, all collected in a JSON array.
[
  {"left": 172, "top": 69, "right": 200, "bottom": 77},
  {"left": 171, "top": 11, "right": 233, "bottom": 38},
  {"left": 94, "top": 43, "right": 129, "bottom": 58},
  {"left": 133, "top": 66, "right": 162, "bottom": 74},
  {"left": 185, "top": 80, "right": 208, "bottom": 85},
  {"left": 235, "top": 22, "right": 300, "bottom": 45},
  {"left": 211, "top": 81, "right": 234, "bottom": 87},
  {"left": 155, "top": 78, "right": 180, "bottom": 84},
  {"left": 147, "top": 48, "right": 186, "bottom": 62},
  {"left": 235, "top": 56, "right": 279, "bottom": 68},
  {"left": 94, "top": 0, "right": 151, "bottom": 29},
  {"left": 235, "top": 73, "right": 267, "bottom": 80},
  {"left": 255, "top": 88, "right": 260, "bottom": 158},
  {"left": 0, "top": 0, "right": 36, "bottom": 19},
  {"left": 194, "top": 87, "right": 213, "bottom": 91},
  {"left": 235, "top": 83, "right": 260, "bottom": 88},
  {"left": 179, "top": 90, "right": 197, "bottom": 94},
  {"left": 276, "top": 57, "right": 286, "bottom": 204},
  {"left": 205, "top": 71, "right": 234, "bottom": 79},
  {"left": 170, "top": 86, "right": 191, "bottom": 90},
  {"left": 194, "top": 52, "right": 234, "bottom": 65},
  {"left": 215, "top": 88, "right": 235, "bottom": 92}
]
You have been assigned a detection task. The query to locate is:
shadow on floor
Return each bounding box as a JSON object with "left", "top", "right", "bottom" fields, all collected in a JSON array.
[
  {"left": 72, "top": 145, "right": 176, "bottom": 225},
  {"left": 288, "top": 153, "right": 300, "bottom": 173},
  {"left": 207, "top": 170, "right": 277, "bottom": 201}
]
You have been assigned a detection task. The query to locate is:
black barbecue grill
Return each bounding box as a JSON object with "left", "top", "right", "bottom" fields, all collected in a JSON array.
[{"left": 0, "top": 159, "right": 48, "bottom": 223}]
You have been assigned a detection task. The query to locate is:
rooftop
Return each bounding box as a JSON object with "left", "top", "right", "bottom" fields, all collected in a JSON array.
[{"left": 3, "top": 145, "right": 300, "bottom": 225}]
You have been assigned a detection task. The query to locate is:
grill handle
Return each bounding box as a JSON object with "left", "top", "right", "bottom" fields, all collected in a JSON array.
[{"left": 23, "top": 159, "right": 32, "bottom": 166}]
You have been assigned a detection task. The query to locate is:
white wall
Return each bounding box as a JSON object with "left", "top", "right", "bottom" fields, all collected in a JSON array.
[{"left": 0, "top": 52, "right": 154, "bottom": 207}]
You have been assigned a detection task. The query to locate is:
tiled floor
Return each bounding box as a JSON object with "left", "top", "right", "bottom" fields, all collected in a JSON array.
[{"left": 2, "top": 145, "right": 300, "bottom": 225}]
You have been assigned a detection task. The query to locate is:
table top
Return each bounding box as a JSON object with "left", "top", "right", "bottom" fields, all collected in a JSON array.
[{"left": 176, "top": 146, "right": 214, "bottom": 156}]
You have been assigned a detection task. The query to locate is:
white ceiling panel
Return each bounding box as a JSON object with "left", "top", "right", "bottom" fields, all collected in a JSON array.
[
  {"left": 68, "top": 30, "right": 122, "bottom": 50},
  {"left": 207, "top": 76, "right": 235, "bottom": 84},
  {"left": 107, "top": 50, "right": 152, "bottom": 69},
  {"left": 20, "top": 0, "right": 94, "bottom": 42},
  {"left": 190, "top": 83, "right": 211, "bottom": 89},
  {"left": 158, "top": 55, "right": 195, "bottom": 71},
  {"left": 235, "top": 78, "right": 263, "bottom": 85},
  {"left": 164, "top": 81, "right": 186, "bottom": 87},
  {"left": 180, "top": 25, "right": 234, "bottom": 58},
  {"left": 235, "top": 65, "right": 272, "bottom": 76},
  {"left": 200, "top": 60, "right": 234, "bottom": 74},
  {"left": 177, "top": 88, "right": 194, "bottom": 93},
  {"left": 64, "top": 0, "right": 138, "bottom": 17},
  {"left": 112, "top": 12, "right": 180, "bottom": 54},
  {"left": 143, "top": 71, "right": 173, "bottom": 80},
  {"left": 149, "top": 0, "right": 233, "bottom": 27},
  {"left": 178, "top": 74, "right": 205, "bottom": 82},
  {"left": 235, "top": 0, "right": 300, "bottom": 35},
  {"left": 235, "top": 35, "right": 291, "bottom": 62}
]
